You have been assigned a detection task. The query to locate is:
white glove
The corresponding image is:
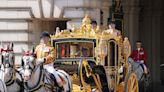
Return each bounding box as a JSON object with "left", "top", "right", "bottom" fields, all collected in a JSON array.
[
  {"left": 118, "top": 66, "right": 123, "bottom": 74},
  {"left": 36, "top": 58, "right": 45, "bottom": 64},
  {"left": 140, "top": 60, "right": 144, "bottom": 64}
]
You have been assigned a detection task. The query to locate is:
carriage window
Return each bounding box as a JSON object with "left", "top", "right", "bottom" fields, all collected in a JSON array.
[
  {"left": 56, "top": 42, "right": 94, "bottom": 58},
  {"left": 109, "top": 42, "right": 115, "bottom": 66},
  {"left": 106, "top": 40, "right": 118, "bottom": 66}
]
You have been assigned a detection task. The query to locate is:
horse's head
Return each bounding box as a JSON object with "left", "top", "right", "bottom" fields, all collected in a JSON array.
[
  {"left": 21, "top": 48, "right": 36, "bottom": 81},
  {"left": 0, "top": 43, "right": 14, "bottom": 80}
]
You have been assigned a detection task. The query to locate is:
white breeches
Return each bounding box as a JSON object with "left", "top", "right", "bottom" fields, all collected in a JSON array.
[
  {"left": 137, "top": 61, "right": 148, "bottom": 74},
  {"left": 142, "top": 64, "right": 148, "bottom": 74},
  {"left": 43, "top": 63, "right": 62, "bottom": 83}
]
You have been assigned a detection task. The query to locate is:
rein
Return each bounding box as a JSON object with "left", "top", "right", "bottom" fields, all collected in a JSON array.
[
  {"left": 4, "top": 67, "right": 17, "bottom": 86},
  {"left": 24, "top": 64, "right": 57, "bottom": 92},
  {"left": 0, "top": 49, "right": 18, "bottom": 87},
  {"left": 24, "top": 65, "right": 44, "bottom": 92},
  {"left": 5, "top": 72, "right": 15, "bottom": 86},
  {"left": 0, "top": 65, "right": 19, "bottom": 87}
]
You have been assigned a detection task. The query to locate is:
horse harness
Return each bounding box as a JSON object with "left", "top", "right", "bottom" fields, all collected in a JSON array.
[
  {"left": 5, "top": 69, "right": 23, "bottom": 87},
  {"left": 24, "top": 65, "right": 60, "bottom": 92},
  {"left": 5, "top": 71, "right": 15, "bottom": 86},
  {"left": 0, "top": 63, "right": 22, "bottom": 87}
]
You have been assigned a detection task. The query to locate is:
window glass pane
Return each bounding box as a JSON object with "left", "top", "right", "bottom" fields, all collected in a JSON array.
[
  {"left": 109, "top": 41, "right": 115, "bottom": 66},
  {"left": 56, "top": 42, "right": 94, "bottom": 58}
]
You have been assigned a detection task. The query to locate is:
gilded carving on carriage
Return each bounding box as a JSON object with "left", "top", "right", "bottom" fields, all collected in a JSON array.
[
  {"left": 50, "top": 15, "right": 151, "bottom": 92},
  {"left": 0, "top": 15, "right": 151, "bottom": 92}
]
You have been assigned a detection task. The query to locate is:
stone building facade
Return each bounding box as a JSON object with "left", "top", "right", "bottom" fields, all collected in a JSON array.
[{"left": 0, "top": 0, "right": 163, "bottom": 91}]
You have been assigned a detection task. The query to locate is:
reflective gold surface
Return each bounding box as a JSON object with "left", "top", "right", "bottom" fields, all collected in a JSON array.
[{"left": 51, "top": 15, "right": 137, "bottom": 92}]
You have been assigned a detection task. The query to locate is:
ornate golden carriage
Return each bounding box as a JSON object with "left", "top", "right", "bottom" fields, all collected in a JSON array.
[{"left": 50, "top": 15, "right": 138, "bottom": 92}]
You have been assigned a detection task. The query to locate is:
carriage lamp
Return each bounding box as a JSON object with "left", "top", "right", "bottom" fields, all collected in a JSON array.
[{"left": 97, "top": 39, "right": 107, "bottom": 65}]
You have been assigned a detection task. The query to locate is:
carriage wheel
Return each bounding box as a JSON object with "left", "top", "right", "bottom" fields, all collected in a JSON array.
[{"left": 124, "top": 72, "right": 139, "bottom": 92}]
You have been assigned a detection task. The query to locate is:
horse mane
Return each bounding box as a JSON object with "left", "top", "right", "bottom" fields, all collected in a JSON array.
[
  {"left": 21, "top": 58, "right": 24, "bottom": 66},
  {"left": 1, "top": 56, "right": 3, "bottom": 64}
]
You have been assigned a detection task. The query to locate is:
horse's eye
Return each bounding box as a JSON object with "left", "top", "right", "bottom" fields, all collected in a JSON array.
[{"left": 5, "top": 64, "right": 9, "bottom": 68}]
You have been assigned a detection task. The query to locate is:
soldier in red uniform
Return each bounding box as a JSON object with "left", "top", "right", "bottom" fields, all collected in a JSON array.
[{"left": 131, "top": 41, "right": 148, "bottom": 73}]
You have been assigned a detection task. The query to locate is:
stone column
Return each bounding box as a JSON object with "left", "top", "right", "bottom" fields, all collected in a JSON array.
[
  {"left": 101, "top": 0, "right": 112, "bottom": 28},
  {"left": 151, "top": 11, "right": 161, "bottom": 90},
  {"left": 138, "top": 0, "right": 161, "bottom": 91},
  {"left": 123, "top": 0, "right": 140, "bottom": 49}
]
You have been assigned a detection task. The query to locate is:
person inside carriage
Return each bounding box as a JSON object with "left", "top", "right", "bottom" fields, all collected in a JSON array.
[
  {"left": 130, "top": 41, "right": 148, "bottom": 74},
  {"left": 104, "top": 20, "right": 121, "bottom": 36},
  {"left": 35, "top": 32, "right": 64, "bottom": 87},
  {"left": 91, "top": 20, "right": 97, "bottom": 30}
]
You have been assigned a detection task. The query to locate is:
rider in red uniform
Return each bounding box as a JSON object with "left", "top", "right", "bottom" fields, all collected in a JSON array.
[
  {"left": 130, "top": 41, "right": 148, "bottom": 73},
  {"left": 131, "top": 42, "right": 147, "bottom": 64}
]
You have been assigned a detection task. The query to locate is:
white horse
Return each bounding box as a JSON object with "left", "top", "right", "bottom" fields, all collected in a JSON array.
[
  {"left": 0, "top": 79, "right": 7, "bottom": 92},
  {"left": 128, "top": 58, "right": 144, "bottom": 80},
  {"left": 0, "top": 43, "right": 23, "bottom": 92},
  {"left": 20, "top": 48, "right": 72, "bottom": 92},
  {"left": 128, "top": 58, "right": 151, "bottom": 92}
]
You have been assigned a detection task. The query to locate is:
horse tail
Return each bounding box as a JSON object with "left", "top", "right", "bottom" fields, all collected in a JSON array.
[{"left": 56, "top": 70, "right": 72, "bottom": 92}]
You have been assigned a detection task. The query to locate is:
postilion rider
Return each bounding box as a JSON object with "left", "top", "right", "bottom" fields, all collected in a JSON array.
[
  {"left": 130, "top": 41, "right": 148, "bottom": 74},
  {"left": 35, "top": 32, "right": 64, "bottom": 86}
]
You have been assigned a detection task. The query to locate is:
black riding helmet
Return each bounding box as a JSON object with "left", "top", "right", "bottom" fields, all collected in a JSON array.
[{"left": 40, "top": 32, "right": 50, "bottom": 38}]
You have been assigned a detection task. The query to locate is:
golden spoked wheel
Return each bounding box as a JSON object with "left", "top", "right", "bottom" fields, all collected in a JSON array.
[{"left": 124, "top": 72, "right": 139, "bottom": 92}]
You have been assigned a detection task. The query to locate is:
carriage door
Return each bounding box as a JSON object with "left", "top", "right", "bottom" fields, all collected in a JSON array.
[
  {"left": 107, "top": 39, "right": 118, "bottom": 67},
  {"left": 105, "top": 39, "right": 119, "bottom": 89}
]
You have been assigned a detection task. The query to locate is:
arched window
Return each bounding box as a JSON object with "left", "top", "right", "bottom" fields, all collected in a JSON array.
[{"left": 105, "top": 39, "right": 118, "bottom": 66}]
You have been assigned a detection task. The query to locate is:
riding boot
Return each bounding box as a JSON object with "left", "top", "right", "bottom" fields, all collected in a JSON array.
[{"left": 43, "top": 64, "right": 63, "bottom": 87}]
